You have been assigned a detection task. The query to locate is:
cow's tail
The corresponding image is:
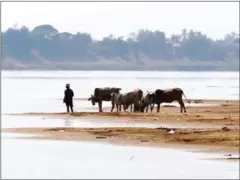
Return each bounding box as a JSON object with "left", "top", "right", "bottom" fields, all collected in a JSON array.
[{"left": 182, "top": 91, "right": 191, "bottom": 103}]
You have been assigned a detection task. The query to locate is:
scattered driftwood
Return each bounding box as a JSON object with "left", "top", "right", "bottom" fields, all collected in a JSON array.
[
  {"left": 96, "top": 136, "right": 107, "bottom": 139},
  {"left": 162, "top": 105, "right": 176, "bottom": 107},
  {"left": 194, "top": 100, "right": 203, "bottom": 103},
  {"left": 221, "top": 127, "right": 231, "bottom": 131}
]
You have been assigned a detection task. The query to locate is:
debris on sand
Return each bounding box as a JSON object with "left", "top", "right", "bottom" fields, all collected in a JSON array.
[
  {"left": 168, "top": 130, "right": 175, "bottom": 134},
  {"left": 162, "top": 105, "right": 176, "bottom": 107},
  {"left": 96, "top": 136, "right": 107, "bottom": 139},
  {"left": 224, "top": 154, "right": 232, "bottom": 157},
  {"left": 223, "top": 117, "right": 231, "bottom": 120},
  {"left": 156, "top": 127, "right": 170, "bottom": 131},
  {"left": 225, "top": 157, "right": 240, "bottom": 161},
  {"left": 221, "top": 127, "right": 231, "bottom": 131},
  {"left": 221, "top": 104, "right": 234, "bottom": 107},
  {"left": 194, "top": 100, "right": 203, "bottom": 103},
  {"left": 156, "top": 127, "right": 176, "bottom": 134}
]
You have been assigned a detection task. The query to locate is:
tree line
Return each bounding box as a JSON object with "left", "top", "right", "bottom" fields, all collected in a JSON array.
[{"left": 2, "top": 24, "right": 239, "bottom": 62}]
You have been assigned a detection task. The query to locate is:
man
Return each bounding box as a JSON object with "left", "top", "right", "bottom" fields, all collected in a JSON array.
[{"left": 63, "top": 83, "right": 74, "bottom": 113}]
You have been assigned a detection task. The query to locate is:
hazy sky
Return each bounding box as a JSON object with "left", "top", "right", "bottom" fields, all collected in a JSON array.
[{"left": 2, "top": 1, "right": 239, "bottom": 40}]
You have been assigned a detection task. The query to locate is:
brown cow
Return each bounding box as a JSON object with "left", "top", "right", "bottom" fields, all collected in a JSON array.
[
  {"left": 118, "top": 91, "right": 140, "bottom": 112},
  {"left": 151, "top": 88, "right": 190, "bottom": 113},
  {"left": 125, "top": 88, "right": 143, "bottom": 112},
  {"left": 139, "top": 91, "right": 155, "bottom": 113},
  {"left": 110, "top": 92, "right": 123, "bottom": 112}
]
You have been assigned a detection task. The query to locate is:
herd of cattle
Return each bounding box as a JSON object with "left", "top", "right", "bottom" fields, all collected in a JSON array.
[{"left": 88, "top": 87, "right": 190, "bottom": 113}]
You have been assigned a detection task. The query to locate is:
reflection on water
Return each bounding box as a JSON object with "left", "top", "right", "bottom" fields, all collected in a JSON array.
[
  {"left": 2, "top": 133, "right": 41, "bottom": 138},
  {"left": 1, "top": 115, "right": 161, "bottom": 129},
  {"left": 64, "top": 118, "right": 71, "bottom": 127},
  {"left": 2, "top": 115, "right": 217, "bottom": 129},
  {"left": 2, "top": 116, "right": 172, "bottom": 128}
]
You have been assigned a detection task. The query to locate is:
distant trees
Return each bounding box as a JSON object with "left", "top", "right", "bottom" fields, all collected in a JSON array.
[{"left": 2, "top": 24, "right": 239, "bottom": 62}]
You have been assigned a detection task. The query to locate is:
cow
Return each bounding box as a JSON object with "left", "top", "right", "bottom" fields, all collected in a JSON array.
[
  {"left": 110, "top": 92, "right": 123, "bottom": 112},
  {"left": 134, "top": 88, "right": 143, "bottom": 101},
  {"left": 150, "top": 88, "right": 190, "bottom": 113},
  {"left": 125, "top": 88, "right": 143, "bottom": 112},
  {"left": 88, "top": 87, "right": 121, "bottom": 112},
  {"left": 139, "top": 91, "right": 155, "bottom": 113},
  {"left": 111, "top": 91, "right": 141, "bottom": 112}
]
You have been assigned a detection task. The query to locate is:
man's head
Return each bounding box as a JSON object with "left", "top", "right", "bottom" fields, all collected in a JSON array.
[{"left": 66, "top": 84, "right": 70, "bottom": 88}]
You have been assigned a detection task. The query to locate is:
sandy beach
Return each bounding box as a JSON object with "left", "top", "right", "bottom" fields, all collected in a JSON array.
[
  {"left": 7, "top": 99, "right": 239, "bottom": 127},
  {"left": 3, "top": 99, "right": 239, "bottom": 157}
]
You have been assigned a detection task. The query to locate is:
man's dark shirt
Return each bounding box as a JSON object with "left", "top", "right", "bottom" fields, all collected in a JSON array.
[{"left": 64, "top": 88, "right": 74, "bottom": 106}]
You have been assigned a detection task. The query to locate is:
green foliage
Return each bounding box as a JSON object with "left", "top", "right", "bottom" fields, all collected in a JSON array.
[{"left": 2, "top": 24, "right": 239, "bottom": 62}]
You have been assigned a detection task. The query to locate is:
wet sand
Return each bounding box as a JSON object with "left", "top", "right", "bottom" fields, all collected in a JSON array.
[
  {"left": 2, "top": 126, "right": 239, "bottom": 154},
  {"left": 7, "top": 99, "right": 240, "bottom": 128},
  {"left": 212, "top": 157, "right": 240, "bottom": 162},
  {"left": 3, "top": 99, "right": 239, "bottom": 155}
]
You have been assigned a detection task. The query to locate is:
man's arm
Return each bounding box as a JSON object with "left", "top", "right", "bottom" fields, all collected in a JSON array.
[
  {"left": 71, "top": 89, "right": 74, "bottom": 97},
  {"left": 63, "top": 90, "right": 67, "bottom": 103}
]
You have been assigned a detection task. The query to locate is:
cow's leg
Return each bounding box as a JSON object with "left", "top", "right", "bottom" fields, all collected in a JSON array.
[
  {"left": 111, "top": 102, "right": 115, "bottom": 112},
  {"left": 135, "top": 104, "right": 139, "bottom": 112},
  {"left": 133, "top": 104, "right": 137, "bottom": 112},
  {"left": 119, "top": 104, "right": 122, "bottom": 112},
  {"left": 156, "top": 103, "right": 161, "bottom": 113},
  {"left": 126, "top": 104, "right": 129, "bottom": 112},
  {"left": 98, "top": 100, "right": 103, "bottom": 112},
  {"left": 178, "top": 100, "right": 183, "bottom": 113},
  {"left": 123, "top": 104, "right": 127, "bottom": 112},
  {"left": 150, "top": 104, "right": 154, "bottom": 113},
  {"left": 124, "top": 104, "right": 127, "bottom": 112},
  {"left": 146, "top": 105, "right": 149, "bottom": 113},
  {"left": 130, "top": 104, "right": 133, "bottom": 112},
  {"left": 178, "top": 99, "right": 186, "bottom": 113},
  {"left": 116, "top": 104, "right": 119, "bottom": 112}
]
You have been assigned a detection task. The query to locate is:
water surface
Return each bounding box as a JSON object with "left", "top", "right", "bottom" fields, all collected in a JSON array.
[
  {"left": 2, "top": 136, "right": 239, "bottom": 179},
  {"left": 1, "top": 71, "right": 239, "bottom": 179}
]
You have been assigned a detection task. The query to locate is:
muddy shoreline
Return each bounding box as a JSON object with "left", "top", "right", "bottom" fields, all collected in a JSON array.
[
  {"left": 2, "top": 126, "right": 239, "bottom": 155},
  {"left": 2, "top": 99, "right": 239, "bottom": 156},
  {"left": 6, "top": 99, "right": 240, "bottom": 127}
]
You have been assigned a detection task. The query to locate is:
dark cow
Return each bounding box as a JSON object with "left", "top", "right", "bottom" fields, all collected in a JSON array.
[
  {"left": 134, "top": 88, "right": 143, "bottom": 101},
  {"left": 125, "top": 88, "right": 143, "bottom": 112},
  {"left": 151, "top": 88, "right": 190, "bottom": 113},
  {"left": 111, "top": 91, "right": 140, "bottom": 112},
  {"left": 110, "top": 92, "right": 123, "bottom": 112},
  {"left": 139, "top": 91, "right": 155, "bottom": 113},
  {"left": 88, "top": 87, "right": 121, "bottom": 112}
]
